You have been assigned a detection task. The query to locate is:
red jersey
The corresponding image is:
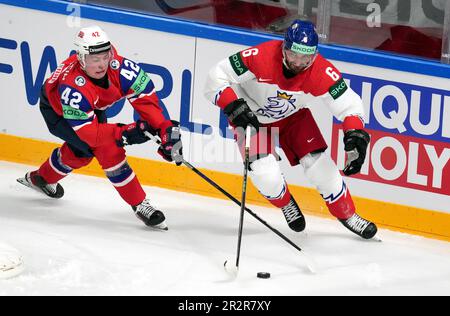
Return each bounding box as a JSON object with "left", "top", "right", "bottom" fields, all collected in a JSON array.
[{"left": 44, "top": 48, "right": 167, "bottom": 147}]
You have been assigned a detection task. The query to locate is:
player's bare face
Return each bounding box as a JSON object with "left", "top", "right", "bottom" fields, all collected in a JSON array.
[
  {"left": 283, "top": 49, "right": 315, "bottom": 74},
  {"left": 84, "top": 51, "right": 112, "bottom": 79}
]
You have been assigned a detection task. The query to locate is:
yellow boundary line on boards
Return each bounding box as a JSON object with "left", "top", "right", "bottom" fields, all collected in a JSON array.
[{"left": 1, "top": 133, "right": 449, "bottom": 242}]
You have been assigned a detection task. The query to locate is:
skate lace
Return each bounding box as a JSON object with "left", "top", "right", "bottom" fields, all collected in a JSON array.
[
  {"left": 345, "top": 214, "right": 370, "bottom": 233},
  {"left": 282, "top": 200, "right": 302, "bottom": 224},
  {"left": 136, "top": 200, "right": 156, "bottom": 219}
]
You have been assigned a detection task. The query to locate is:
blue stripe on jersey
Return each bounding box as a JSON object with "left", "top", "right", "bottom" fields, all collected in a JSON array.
[
  {"left": 51, "top": 148, "right": 72, "bottom": 174},
  {"left": 58, "top": 84, "right": 92, "bottom": 113},
  {"left": 66, "top": 117, "right": 94, "bottom": 128}
]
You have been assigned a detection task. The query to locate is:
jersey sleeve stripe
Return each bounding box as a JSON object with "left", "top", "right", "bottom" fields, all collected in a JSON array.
[
  {"left": 128, "top": 88, "right": 156, "bottom": 103},
  {"left": 71, "top": 118, "right": 94, "bottom": 130}
]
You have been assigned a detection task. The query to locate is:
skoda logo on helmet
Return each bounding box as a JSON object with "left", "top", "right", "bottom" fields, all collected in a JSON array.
[{"left": 284, "top": 20, "right": 319, "bottom": 54}]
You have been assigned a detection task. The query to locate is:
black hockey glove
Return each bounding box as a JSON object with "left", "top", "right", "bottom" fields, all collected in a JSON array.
[
  {"left": 116, "top": 120, "right": 155, "bottom": 147},
  {"left": 223, "top": 99, "right": 260, "bottom": 131},
  {"left": 158, "top": 121, "right": 183, "bottom": 166},
  {"left": 343, "top": 129, "right": 370, "bottom": 176}
]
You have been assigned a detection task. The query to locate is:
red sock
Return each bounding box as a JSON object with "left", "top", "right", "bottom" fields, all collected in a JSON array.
[
  {"left": 38, "top": 160, "right": 68, "bottom": 184},
  {"left": 267, "top": 186, "right": 292, "bottom": 208},
  {"left": 326, "top": 187, "right": 355, "bottom": 220},
  {"left": 114, "top": 176, "right": 146, "bottom": 207}
]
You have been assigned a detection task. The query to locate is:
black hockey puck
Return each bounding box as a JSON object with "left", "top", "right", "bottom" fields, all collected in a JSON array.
[{"left": 257, "top": 272, "right": 271, "bottom": 279}]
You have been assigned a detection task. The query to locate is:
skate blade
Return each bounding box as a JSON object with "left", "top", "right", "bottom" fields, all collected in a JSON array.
[
  {"left": 371, "top": 236, "right": 383, "bottom": 243},
  {"left": 17, "top": 177, "right": 63, "bottom": 199},
  {"left": 17, "top": 177, "right": 32, "bottom": 189},
  {"left": 150, "top": 221, "right": 168, "bottom": 231}
]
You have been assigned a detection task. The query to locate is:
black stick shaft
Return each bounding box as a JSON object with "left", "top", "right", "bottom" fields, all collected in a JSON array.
[{"left": 235, "top": 127, "right": 251, "bottom": 268}]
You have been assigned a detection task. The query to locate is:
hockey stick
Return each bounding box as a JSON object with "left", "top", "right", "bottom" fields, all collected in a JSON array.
[
  {"left": 155, "top": 0, "right": 213, "bottom": 14},
  {"left": 143, "top": 131, "right": 305, "bottom": 252},
  {"left": 143, "top": 131, "right": 317, "bottom": 273},
  {"left": 224, "top": 126, "right": 252, "bottom": 277}
]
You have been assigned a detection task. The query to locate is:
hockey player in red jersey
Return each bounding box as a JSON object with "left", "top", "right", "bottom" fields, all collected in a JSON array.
[
  {"left": 204, "top": 20, "right": 377, "bottom": 239},
  {"left": 18, "top": 26, "right": 183, "bottom": 230}
]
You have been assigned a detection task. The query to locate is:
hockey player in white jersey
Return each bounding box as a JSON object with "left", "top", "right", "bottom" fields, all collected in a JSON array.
[{"left": 204, "top": 20, "right": 377, "bottom": 239}]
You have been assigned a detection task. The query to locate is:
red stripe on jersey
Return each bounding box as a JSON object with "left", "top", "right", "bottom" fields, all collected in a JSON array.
[
  {"left": 216, "top": 87, "right": 239, "bottom": 110},
  {"left": 343, "top": 115, "right": 365, "bottom": 131}
]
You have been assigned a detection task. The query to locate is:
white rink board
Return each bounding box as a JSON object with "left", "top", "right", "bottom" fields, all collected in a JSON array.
[{"left": 0, "top": 4, "right": 449, "bottom": 214}]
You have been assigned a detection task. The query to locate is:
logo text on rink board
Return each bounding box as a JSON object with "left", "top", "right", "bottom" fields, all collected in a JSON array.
[{"left": 331, "top": 74, "right": 450, "bottom": 195}]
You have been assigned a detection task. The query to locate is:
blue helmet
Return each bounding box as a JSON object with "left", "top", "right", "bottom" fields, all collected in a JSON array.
[{"left": 284, "top": 20, "right": 319, "bottom": 56}]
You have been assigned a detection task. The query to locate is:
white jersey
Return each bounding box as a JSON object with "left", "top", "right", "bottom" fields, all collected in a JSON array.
[{"left": 204, "top": 40, "right": 365, "bottom": 125}]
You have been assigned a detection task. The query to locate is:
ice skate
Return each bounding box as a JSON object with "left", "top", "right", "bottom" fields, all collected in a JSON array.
[
  {"left": 339, "top": 213, "right": 377, "bottom": 240},
  {"left": 17, "top": 171, "right": 64, "bottom": 199},
  {"left": 132, "top": 199, "right": 168, "bottom": 231},
  {"left": 281, "top": 197, "right": 306, "bottom": 232}
]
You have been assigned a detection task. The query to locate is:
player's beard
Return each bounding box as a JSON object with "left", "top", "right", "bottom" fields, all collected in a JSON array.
[
  {"left": 282, "top": 58, "right": 306, "bottom": 76},
  {"left": 282, "top": 50, "right": 317, "bottom": 75},
  {"left": 285, "top": 61, "right": 306, "bottom": 74}
]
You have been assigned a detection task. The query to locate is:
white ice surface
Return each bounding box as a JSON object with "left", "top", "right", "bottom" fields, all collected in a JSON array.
[{"left": 0, "top": 161, "right": 449, "bottom": 296}]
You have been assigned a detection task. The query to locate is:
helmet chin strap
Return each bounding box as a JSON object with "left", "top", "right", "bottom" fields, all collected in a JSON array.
[
  {"left": 282, "top": 49, "right": 290, "bottom": 69},
  {"left": 301, "top": 54, "right": 317, "bottom": 72},
  {"left": 77, "top": 53, "right": 87, "bottom": 70}
]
